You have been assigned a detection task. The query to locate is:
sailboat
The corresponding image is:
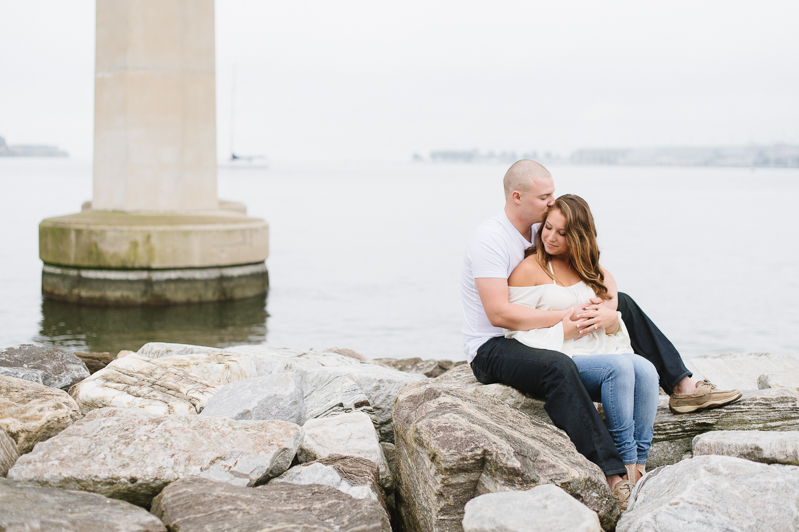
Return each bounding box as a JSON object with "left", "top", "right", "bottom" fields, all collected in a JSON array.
[{"left": 219, "top": 64, "right": 269, "bottom": 169}]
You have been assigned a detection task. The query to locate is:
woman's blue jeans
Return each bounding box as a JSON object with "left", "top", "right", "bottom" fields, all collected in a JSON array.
[{"left": 572, "top": 353, "right": 659, "bottom": 464}]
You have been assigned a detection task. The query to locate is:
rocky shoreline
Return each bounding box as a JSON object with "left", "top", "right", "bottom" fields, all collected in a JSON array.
[{"left": 2, "top": 344, "right": 799, "bottom": 531}]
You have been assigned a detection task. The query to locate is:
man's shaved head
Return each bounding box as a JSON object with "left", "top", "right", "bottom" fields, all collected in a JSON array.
[{"left": 503, "top": 160, "right": 552, "bottom": 199}]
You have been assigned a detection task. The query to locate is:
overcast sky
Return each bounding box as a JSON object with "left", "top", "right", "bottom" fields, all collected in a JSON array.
[{"left": 1, "top": 0, "right": 797, "bottom": 162}]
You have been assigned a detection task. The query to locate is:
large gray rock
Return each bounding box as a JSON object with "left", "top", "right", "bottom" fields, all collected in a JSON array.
[
  {"left": 433, "top": 365, "right": 553, "bottom": 424},
  {"left": 375, "top": 357, "right": 466, "bottom": 378},
  {"left": 304, "top": 373, "right": 377, "bottom": 423},
  {"left": 462, "top": 485, "right": 602, "bottom": 532},
  {"left": 648, "top": 388, "right": 799, "bottom": 468},
  {"left": 70, "top": 352, "right": 258, "bottom": 415},
  {"left": 0, "top": 478, "right": 166, "bottom": 531},
  {"left": 619, "top": 455, "right": 799, "bottom": 531},
  {"left": 200, "top": 373, "right": 306, "bottom": 424},
  {"left": 8, "top": 407, "right": 302, "bottom": 507},
  {"left": 299, "top": 411, "right": 393, "bottom": 490},
  {"left": 393, "top": 379, "right": 619, "bottom": 532},
  {"left": 0, "top": 344, "right": 89, "bottom": 389},
  {"left": 685, "top": 352, "right": 799, "bottom": 391},
  {"left": 0, "top": 375, "right": 82, "bottom": 453},
  {"left": 692, "top": 430, "right": 799, "bottom": 465},
  {"left": 0, "top": 428, "right": 19, "bottom": 476},
  {"left": 0, "top": 366, "right": 47, "bottom": 385},
  {"left": 139, "top": 342, "right": 426, "bottom": 442},
  {"left": 151, "top": 476, "right": 391, "bottom": 532},
  {"left": 270, "top": 454, "right": 389, "bottom": 521}
]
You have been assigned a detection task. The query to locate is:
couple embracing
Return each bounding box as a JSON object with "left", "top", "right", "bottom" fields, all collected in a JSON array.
[{"left": 461, "top": 160, "right": 741, "bottom": 510}]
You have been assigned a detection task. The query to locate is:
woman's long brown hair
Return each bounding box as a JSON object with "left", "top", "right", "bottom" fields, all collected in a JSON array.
[{"left": 525, "top": 194, "right": 612, "bottom": 300}]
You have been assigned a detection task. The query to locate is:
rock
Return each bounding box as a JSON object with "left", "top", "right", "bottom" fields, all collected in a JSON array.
[
  {"left": 326, "top": 347, "right": 373, "bottom": 362},
  {"left": 117, "top": 350, "right": 136, "bottom": 358},
  {"left": 0, "top": 428, "right": 19, "bottom": 476},
  {"left": 0, "top": 344, "right": 89, "bottom": 389},
  {"left": 692, "top": 430, "right": 799, "bottom": 465},
  {"left": 0, "top": 375, "right": 82, "bottom": 453},
  {"left": 758, "top": 372, "right": 799, "bottom": 392},
  {"left": 8, "top": 407, "right": 302, "bottom": 507},
  {"left": 213, "top": 343, "right": 427, "bottom": 442},
  {"left": 381, "top": 441, "right": 398, "bottom": 485},
  {"left": 685, "top": 352, "right": 799, "bottom": 391},
  {"left": 152, "top": 476, "right": 391, "bottom": 531},
  {"left": 375, "top": 357, "right": 466, "bottom": 378},
  {"left": 462, "top": 485, "right": 602, "bottom": 532},
  {"left": 0, "top": 478, "right": 166, "bottom": 531},
  {"left": 70, "top": 352, "right": 257, "bottom": 415},
  {"left": 648, "top": 388, "right": 799, "bottom": 469},
  {"left": 299, "top": 411, "right": 393, "bottom": 490},
  {"left": 75, "top": 352, "right": 116, "bottom": 374},
  {"left": 271, "top": 454, "right": 388, "bottom": 517},
  {"left": 393, "top": 380, "right": 619, "bottom": 532},
  {"left": 432, "top": 365, "right": 553, "bottom": 424},
  {"left": 136, "top": 342, "right": 224, "bottom": 358},
  {"left": 619, "top": 455, "right": 799, "bottom": 531},
  {"left": 0, "top": 366, "right": 47, "bottom": 385},
  {"left": 200, "top": 373, "right": 306, "bottom": 424},
  {"left": 304, "top": 374, "right": 377, "bottom": 423}
]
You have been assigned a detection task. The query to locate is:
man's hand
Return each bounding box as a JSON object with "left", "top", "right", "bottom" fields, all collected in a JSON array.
[{"left": 576, "top": 299, "right": 619, "bottom": 335}]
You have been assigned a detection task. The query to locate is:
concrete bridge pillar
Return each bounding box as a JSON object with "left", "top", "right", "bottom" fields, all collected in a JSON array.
[{"left": 39, "top": 0, "right": 269, "bottom": 305}]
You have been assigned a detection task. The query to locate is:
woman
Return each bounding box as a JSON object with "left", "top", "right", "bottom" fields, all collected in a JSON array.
[{"left": 505, "top": 194, "right": 659, "bottom": 506}]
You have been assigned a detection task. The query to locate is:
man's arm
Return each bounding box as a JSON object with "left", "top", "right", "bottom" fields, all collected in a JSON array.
[{"left": 476, "top": 277, "right": 571, "bottom": 330}]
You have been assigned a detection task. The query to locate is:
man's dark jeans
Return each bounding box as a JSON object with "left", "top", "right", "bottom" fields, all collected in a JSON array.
[
  {"left": 617, "top": 292, "right": 692, "bottom": 395},
  {"left": 470, "top": 336, "right": 626, "bottom": 476},
  {"left": 469, "top": 292, "right": 692, "bottom": 476}
]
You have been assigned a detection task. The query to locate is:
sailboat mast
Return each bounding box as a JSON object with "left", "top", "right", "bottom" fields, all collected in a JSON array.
[{"left": 230, "top": 63, "right": 236, "bottom": 157}]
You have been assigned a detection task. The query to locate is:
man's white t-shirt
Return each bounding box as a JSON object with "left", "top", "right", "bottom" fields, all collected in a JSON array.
[{"left": 461, "top": 210, "right": 537, "bottom": 363}]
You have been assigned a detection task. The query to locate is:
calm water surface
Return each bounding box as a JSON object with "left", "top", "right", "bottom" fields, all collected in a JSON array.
[{"left": 1, "top": 158, "right": 797, "bottom": 360}]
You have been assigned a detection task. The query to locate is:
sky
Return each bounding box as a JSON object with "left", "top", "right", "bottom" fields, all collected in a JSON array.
[{"left": 1, "top": 0, "right": 798, "bottom": 163}]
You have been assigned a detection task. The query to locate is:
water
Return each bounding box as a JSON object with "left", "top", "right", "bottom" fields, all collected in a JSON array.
[{"left": 1, "top": 158, "right": 798, "bottom": 360}]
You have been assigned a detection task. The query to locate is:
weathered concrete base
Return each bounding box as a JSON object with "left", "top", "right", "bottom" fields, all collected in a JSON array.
[
  {"left": 42, "top": 262, "right": 268, "bottom": 306},
  {"left": 39, "top": 209, "right": 269, "bottom": 305}
]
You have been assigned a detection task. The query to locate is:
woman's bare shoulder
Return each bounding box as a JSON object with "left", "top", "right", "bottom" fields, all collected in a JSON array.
[{"left": 509, "top": 255, "right": 549, "bottom": 287}]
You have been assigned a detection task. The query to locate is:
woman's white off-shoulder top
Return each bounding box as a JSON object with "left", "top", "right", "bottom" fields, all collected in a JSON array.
[{"left": 505, "top": 281, "right": 634, "bottom": 357}]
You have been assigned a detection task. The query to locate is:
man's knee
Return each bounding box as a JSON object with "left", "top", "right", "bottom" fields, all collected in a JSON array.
[{"left": 542, "top": 352, "right": 582, "bottom": 384}]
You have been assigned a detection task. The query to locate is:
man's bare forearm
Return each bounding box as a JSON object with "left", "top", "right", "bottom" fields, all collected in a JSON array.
[{"left": 487, "top": 303, "right": 568, "bottom": 330}]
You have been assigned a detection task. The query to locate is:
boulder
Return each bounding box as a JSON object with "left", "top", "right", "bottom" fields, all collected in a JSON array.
[
  {"left": 70, "top": 352, "right": 257, "bottom": 415},
  {"left": 136, "top": 342, "right": 224, "bottom": 358},
  {"left": 0, "top": 366, "right": 47, "bottom": 385},
  {"left": 0, "top": 344, "right": 89, "bottom": 389},
  {"left": 375, "top": 357, "right": 466, "bottom": 378},
  {"left": 685, "top": 352, "right": 799, "bottom": 391},
  {"left": 8, "top": 407, "right": 302, "bottom": 507},
  {"left": 0, "top": 375, "right": 82, "bottom": 453},
  {"left": 393, "top": 380, "right": 619, "bottom": 532},
  {"left": 271, "top": 454, "right": 388, "bottom": 518},
  {"left": 0, "top": 478, "right": 166, "bottom": 532},
  {"left": 151, "top": 476, "right": 391, "bottom": 532},
  {"left": 138, "top": 343, "right": 426, "bottom": 442},
  {"left": 200, "top": 373, "right": 306, "bottom": 424},
  {"left": 648, "top": 388, "right": 799, "bottom": 469},
  {"left": 433, "top": 365, "right": 552, "bottom": 424},
  {"left": 304, "top": 373, "right": 377, "bottom": 423},
  {"left": 462, "top": 485, "right": 602, "bottom": 532},
  {"left": 0, "top": 428, "right": 19, "bottom": 476},
  {"left": 326, "top": 347, "right": 374, "bottom": 362},
  {"left": 299, "top": 411, "right": 393, "bottom": 489},
  {"left": 758, "top": 372, "right": 799, "bottom": 392},
  {"left": 619, "top": 455, "right": 799, "bottom": 531},
  {"left": 75, "top": 352, "right": 116, "bottom": 374},
  {"left": 692, "top": 430, "right": 799, "bottom": 465}
]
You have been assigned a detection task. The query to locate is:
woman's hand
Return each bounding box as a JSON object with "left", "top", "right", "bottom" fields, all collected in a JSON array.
[
  {"left": 576, "top": 300, "right": 619, "bottom": 335},
  {"left": 562, "top": 308, "right": 582, "bottom": 340}
]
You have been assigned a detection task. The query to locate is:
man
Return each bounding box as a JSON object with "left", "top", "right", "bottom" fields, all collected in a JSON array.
[{"left": 461, "top": 159, "right": 740, "bottom": 505}]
